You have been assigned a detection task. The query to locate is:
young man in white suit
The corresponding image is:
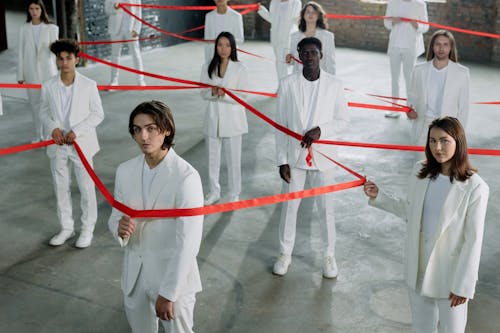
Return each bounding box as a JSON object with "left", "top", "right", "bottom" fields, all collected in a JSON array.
[
  {"left": 204, "top": 0, "right": 244, "bottom": 62},
  {"left": 407, "top": 30, "right": 470, "bottom": 146},
  {"left": 274, "top": 37, "right": 349, "bottom": 278},
  {"left": 105, "top": 0, "right": 146, "bottom": 86},
  {"left": 384, "top": 0, "right": 428, "bottom": 118},
  {"left": 40, "top": 39, "right": 104, "bottom": 248},
  {"left": 108, "top": 101, "right": 204, "bottom": 333}
]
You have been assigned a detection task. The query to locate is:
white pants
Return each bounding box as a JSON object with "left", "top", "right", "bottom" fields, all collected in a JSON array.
[
  {"left": 27, "top": 88, "right": 43, "bottom": 140},
  {"left": 49, "top": 146, "right": 97, "bottom": 233},
  {"left": 389, "top": 48, "right": 417, "bottom": 98},
  {"left": 110, "top": 31, "right": 144, "bottom": 83},
  {"left": 408, "top": 288, "right": 468, "bottom": 333},
  {"left": 206, "top": 135, "right": 242, "bottom": 198},
  {"left": 273, "top": 43, "right": 290, "bottom": 79},
  {"left": 124, "top": 270, "right": 196, "bottom": 333},
  {"left": 279, "top": 168, "right": 336, "bottom": 256}
]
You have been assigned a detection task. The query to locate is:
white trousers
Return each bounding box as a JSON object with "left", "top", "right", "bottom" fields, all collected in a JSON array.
[
  {"left": 389, "top": 48, "right": 417, "bottom": 98},
  {"left": 206, "top": 135, "right": 242, "bottom": 198},
  {"left": 49, "top": 146, "right": 97, "bottom": 233},
  {"left": 273, "top": 42, "right": 290, "bottom": 79},
  {"left": 124, "top": 270, "right": 196, "bottom": 333},
  {"left": 408, "top": 288, "right": 468, "bottom": 333},
  {"left": 27, "top": 88, "right": 43, "bottom": 140},
  {"left": 110, "top": 31, "right": 144, "bottom": 83},
  {"left": 279, "top": 168, "right": 336, "bottom": 256}
]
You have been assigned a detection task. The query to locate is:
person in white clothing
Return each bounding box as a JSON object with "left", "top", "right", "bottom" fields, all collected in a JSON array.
[
  {"left": 257, "top": 0, "right": 302, "bottom": 79},
  {"left": 40, "top": 39, "right": 104, "bottom": 248},
  {"left": 200, "top": 32, "right": 248, "bottom": 205},
  {"left": 407, "top": 30, "right": 470, "bottom": 146},
  {"left": 17, "top": 0, "right": 59, "bottom": 142},
  {"left": 384, "top": 0, "right": 428, "bottom": 118},
  {"left": 287, "top": 1, "right": 336, "bottom": 75},
  {"left": 364, "top": 117, "right": 489, "bottom": 333},
  {"left": 108, "top": 101, "right": 204, "bottom": 333},
  {"left": 105, "top": 0, "right": 146, "bottom": 86},
  {"left": 274, "top": 37, "right": 348, "bottom": 278},
  {"left": 204, "top": 0, "right": 244, "bottom": 63}
]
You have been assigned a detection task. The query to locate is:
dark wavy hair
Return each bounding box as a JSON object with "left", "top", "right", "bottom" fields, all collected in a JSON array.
[
  {"left": 26, "top": 0, "right": 51, "bottom": 24},
  {"left": 50, "top": 39, "right": 79, "bottom": 57},
  {"left": 298, "top": 1, "right": 328, "bottom": 32},
  {"left": 128, "top": 101, "right": 176, "bottom": 150},
  {"left": 208, "top": 31, "right": 238, "bottom": 79},
  {"left": 418, "top": 117, "right": 475, "bottom": 182},
  {"left": 426, "top": 30, "right": 458, "bottom": 62}
]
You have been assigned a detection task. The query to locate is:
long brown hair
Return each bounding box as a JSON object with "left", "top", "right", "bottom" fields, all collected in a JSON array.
[
  {"left": 26, "top": 0, "right": 51, "bottom": 24},
  {"left": 426, "top": 30, "right": 458, "bottom": 62},
  {"left": 418, "top": 117, "right": 475, "bottom": 182},
  {"left": 298, "top": 1, "right": 328, "bottom": 32}
]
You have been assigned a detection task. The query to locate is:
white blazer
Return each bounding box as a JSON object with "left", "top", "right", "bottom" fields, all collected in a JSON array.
[
  {"left": 105, "top": 0, "right": 142, "bottom": 36},
  {"left": 289, "top": 28, "right": 336, "bottom": 75},
  {"left": 276, "top": 70, "right": 349, "bottom": 170},
  {"left": 200, "top": 61, "right": 248, "bottom": 138},
  {"left": 204, "top": 8, "right": 244, "bottom": 62},
  {"left": 17, "top": 22, "right": 58, "bottom": 83},
  {"left": 258, "top": 0, "right": 301, "bottom": 48},
  {"left": 384, "top": 0, "right": 428, "bottom": 56},
  {"left": 40, "top": 72, "right": 104, "bottom": 159},
  {"left": 369, "top": 162, "right": 489, "bottom": 299},
  {"left": 108, "top": 150, "right": 204, "bottom": 302},
  {"left": 408, "top": 61, "right": 470, "bottom": 143}
]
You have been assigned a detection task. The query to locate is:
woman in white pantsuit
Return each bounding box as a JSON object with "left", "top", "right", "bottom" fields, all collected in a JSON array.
[
  {"left": 17, "top": 0, "right": 58, "bottom": 142},
  {"left": 364, "top": 117, "right": 489, "bottom": 333},
  {"left": 200, "top": 31, "right": 248, "bottom": 205}
]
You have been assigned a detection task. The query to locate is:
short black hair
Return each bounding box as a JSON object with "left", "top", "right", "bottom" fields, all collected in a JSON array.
[
  {"left": 50, "top": 39, "right": 80, "bottom": 57},
  {"left": 128, "top": 101, "right": 176, "bottom": 150},
  {"left": 297, "top": 37, "right": 322, "bottom": 53}
]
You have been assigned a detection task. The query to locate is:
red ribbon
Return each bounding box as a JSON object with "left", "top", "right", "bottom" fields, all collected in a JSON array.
[{"left": 120, "top": 3, "right": 260, "bottom": 12}]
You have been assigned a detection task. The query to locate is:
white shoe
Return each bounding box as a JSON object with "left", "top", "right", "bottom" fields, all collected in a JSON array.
[
  {"left": 204, "top": 192, "right": 220, "bottom": 205},
  {"left": 137, "top": 79, "right": 146, "bottom": 86},
  {"left": 49, "top": 229, "right": 75, "bottom": 246},
  {"left": 384, "top": 111, "right": 400, "bottom": 118},
  {"left": 227, "top": 195, "right": 240, "bottom": 202},
  {"left": 272, "top": 253, "right": 291, "bottom": 276},
  {"left": 323, "top": 256, "right": 338, "bottom": 279},
  {"left": 75, "top": 232, "right": 93, "bottom": 249},
  {"left": 108, "top": 80, "right": 118, "bottom": 91}
]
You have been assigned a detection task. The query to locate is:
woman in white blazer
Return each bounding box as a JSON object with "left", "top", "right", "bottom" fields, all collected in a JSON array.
[
  {"left": 258, "top": 0, "right": 302, "bottom": 79},
  {"left": 364, "top": 117, "right": 489, "bottom": 333},
  {"left": 108, "top": 101, "right": 204, "bottom": 333},
  {"left": 200, "top": 32, "right": 248, "bottom": 205},
  {"left": 287, "top": 1, "right": 335, "bottom": 75},
  {"left": 17, "top": 0, "right": 58, "bottom": 142}
]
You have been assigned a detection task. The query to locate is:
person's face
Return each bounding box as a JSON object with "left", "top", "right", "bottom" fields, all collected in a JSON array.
[
  {"left": 216, "top": 37, "right": 232, "bottom": 60},
  {"left": 214, "top": 0, "right": 228, "bottom": 7},
  {"left": 132, "top": 114, "right": 169, "bottom": 155},
  {"left": 433, "top": 35, "right": 452, "bottom": 61},
  {"left": 303, "top": 5, "right": 319, "bottom": 25},
  {"left": 56, "top": 51, "right": 79, "bottom": 74},
  {"left": 299, "top": 43, "right": 321, "bottom": 70},
  {"left": 28, "top": 3, "right": 42, "bottom": 21},
  {"left": 429, "top": 127, "right": 456, "bottom": 166}
]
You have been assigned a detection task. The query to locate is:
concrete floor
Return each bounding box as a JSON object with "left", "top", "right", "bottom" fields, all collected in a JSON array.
[{"left": 1, "top": 11, "right": 500, "bottom": 333}]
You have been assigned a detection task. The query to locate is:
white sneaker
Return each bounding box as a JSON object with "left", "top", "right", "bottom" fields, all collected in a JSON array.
[
  {"left": 75, "top": 232, "right": 93, "bottom": 249},
  {"left": 323, "top": 256, "right": 338, "bottom": 279},
  {"left": 384, "top": 111, "right": 400, "bottom": 118},
  {"left": 204, "top": 192, "right": 220, "bottom": 205},
  {"left": 137, "top": 79, "right": 146, "bottom": 86},
  {"left": 272, "top": 253, "right": 291, "bottom": 276},
  {"left": 226, "top": 195, "right": 240, "bottom": 202},
  {"left": 49, "top": 230, "right": 75, "bottom": 246}
]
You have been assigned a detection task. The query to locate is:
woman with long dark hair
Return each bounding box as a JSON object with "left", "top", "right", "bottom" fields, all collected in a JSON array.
[
  {"left": 17, "top": 0, "right": 59, "bottom": 142},
  {"left": 200, "top": 31, "right": 248, "bottom": 205},
  {"left": 364, "top": 117, "right": 489, "bottom": 332}
]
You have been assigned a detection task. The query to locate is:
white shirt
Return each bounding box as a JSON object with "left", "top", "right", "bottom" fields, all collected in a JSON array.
[
  {"left": 296, "top": 75, "right": 319, "bottom": 170},
  {"left": 390, "top": 0, "right": 416, "bottom": 50},
  {"left": 58, "top": 79, "right": 74, "bottom": 133},
  {"left": 142, "top": 159, "right": 159, "bottom": 208},
  {"left": 31, "top": 23, "right": 42, "bottom": 49},
  {"left": 425, "top": 64, "right": 448, "bottom": 119}
]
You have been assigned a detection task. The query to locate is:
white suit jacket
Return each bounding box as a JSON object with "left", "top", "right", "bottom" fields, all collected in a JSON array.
[
  {"left": 408, "top": 61, "right": 470, "bottom": 143},
  {"left": 276, "top": 70, "right": 349, "bottom": 170},
  {"left": 204, "top": 8, "right": 244, "bottom": 62},
  {"left": 384, "top": 0, "right": 428, "bottom": 56},
  {"left": 40, "top": 72, "right": 104, "bottom": 159},
  {"left": 108, "top": 150, "right": 204, "bottom": 302},
  {"left": 17, "top": 23, "right": 58, "bottom": 83},
  {"left": 369, "top": 162, "right": 489, "bottom": 299},
  {"left": 200, "top": 61, "right": 248, "bottom": 138},
  {"left": 289, "top": 29, "right": 336, "bottom": 75},
  {"left": 258, "top": 0, "right": 301, "bottom": 49},
  {"left": 105, "top": 0, "right": 142, "bottom": 36}
]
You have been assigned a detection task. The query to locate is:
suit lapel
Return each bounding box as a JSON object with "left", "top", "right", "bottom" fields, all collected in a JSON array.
[
  {"left": 69, "top": 72, "right": 80, "bottom": 126},
  {"left": 145, "top": 150, "right": 175, "bottom": 209},
  {"left": 440, "top": 62, "right": 456, "bottom": 115},
  {"left": 130, "top": 155, "right": 145, "bottom": 210},
  {"left": 412, "top": 176, "right": 429, "bottom": 234}
]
